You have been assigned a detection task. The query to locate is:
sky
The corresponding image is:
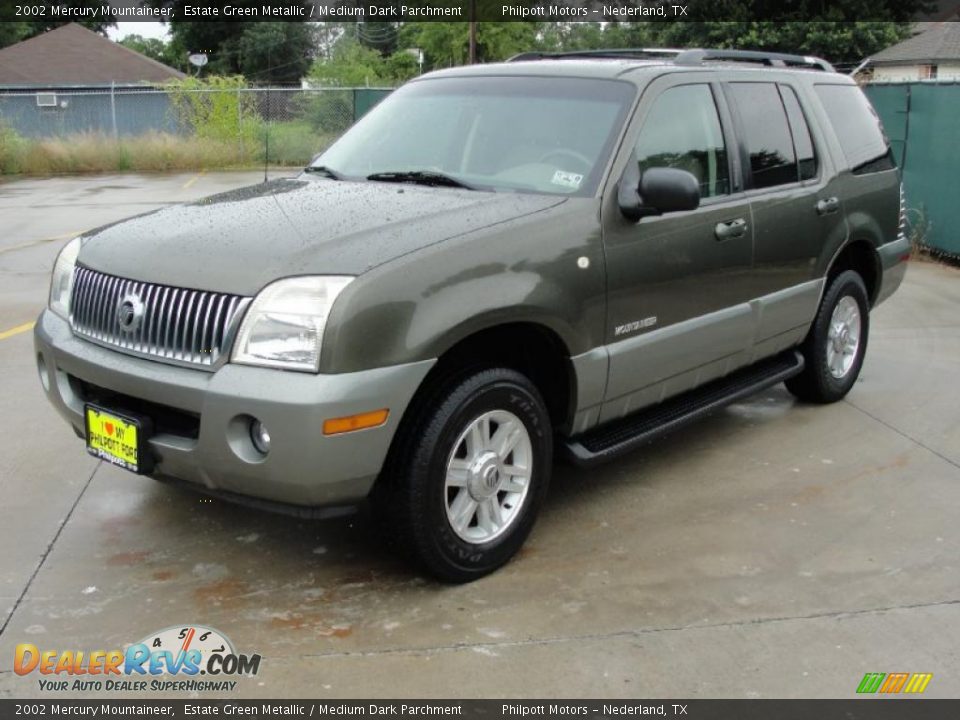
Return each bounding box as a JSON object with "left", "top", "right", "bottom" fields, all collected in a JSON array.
[{"left": 107, "top": 22, "right": 171, "bottom": 42}]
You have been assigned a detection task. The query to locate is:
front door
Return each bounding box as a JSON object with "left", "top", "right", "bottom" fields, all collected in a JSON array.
[{"left": 600, "top": 76, "right": 755, "bottom": 422}]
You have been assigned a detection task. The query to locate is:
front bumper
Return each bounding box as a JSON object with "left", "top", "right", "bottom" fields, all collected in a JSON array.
[{"left": 34, "top": 310, "right": 434, "bottom": 511}]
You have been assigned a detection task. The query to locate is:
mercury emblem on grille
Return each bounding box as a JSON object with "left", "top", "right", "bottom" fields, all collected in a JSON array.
[{"left": 116, "top": 293, "right": 144, "bottom": 334}]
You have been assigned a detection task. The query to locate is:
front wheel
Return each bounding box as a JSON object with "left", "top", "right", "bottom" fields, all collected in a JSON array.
[
  {"left": 786, "top": 270, "right": 870, "bottom": 403},
  {"left": 374, "top": 367, "right": 552, "bottom": 582}
]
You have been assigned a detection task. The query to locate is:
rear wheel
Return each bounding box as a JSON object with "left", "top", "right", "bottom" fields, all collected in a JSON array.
[
  {"left": 374, "top": 367, "right": 552, "bottom": 582},
  {"left": 786, "top": 270, "right": 870, "bottom": 403}
]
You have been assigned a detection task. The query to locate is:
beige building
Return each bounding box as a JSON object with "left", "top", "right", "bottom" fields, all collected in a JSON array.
[{"left": 869, "top": 22, "right": 960, "bottom": 82}]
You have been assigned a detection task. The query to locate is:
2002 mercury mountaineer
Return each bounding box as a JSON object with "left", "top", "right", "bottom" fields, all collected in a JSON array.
[{"left": 36, "top": 48, "right": 909, "bottom": 581}]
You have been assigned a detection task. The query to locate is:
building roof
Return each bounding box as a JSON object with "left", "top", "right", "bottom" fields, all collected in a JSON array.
[
  {"left": 0, "top": 23, "right": 185, "bottom": 87},
  {"left": 871, "top": 22, "right": 960, "bottom": 65}
]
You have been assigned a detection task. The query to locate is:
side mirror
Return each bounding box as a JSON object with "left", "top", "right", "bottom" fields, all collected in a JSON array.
[
  {"left": 641, "top": 167, "right": 701, "bottom": 214},
  {"left": 618, "top": 165, "right": 701, "bottom": 221}
]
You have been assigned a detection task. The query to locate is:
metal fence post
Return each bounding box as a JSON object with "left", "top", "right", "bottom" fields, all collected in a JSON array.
[
  {"left": 237, "top": 87, "right": 243, "bottom": 162},
  {"left": 110, "top": 81, "right": 118, "bottom": 139}
]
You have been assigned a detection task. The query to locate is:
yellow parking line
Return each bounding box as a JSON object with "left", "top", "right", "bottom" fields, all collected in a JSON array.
[
  {"left": 0, "top": 230, "right": 82, "bottom": 256},
  {"left": 0, "top": 321, "right": 35, "bottom": 341},
  {"left": 182, "top": 170, "right": 206, "bottom": 190}
]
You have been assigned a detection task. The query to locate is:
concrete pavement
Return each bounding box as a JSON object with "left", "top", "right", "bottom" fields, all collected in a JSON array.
[{"left": 0, "top": 173, "right": 957, "bottom": 699}]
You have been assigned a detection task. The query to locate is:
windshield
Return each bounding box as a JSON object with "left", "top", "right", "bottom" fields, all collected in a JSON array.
[{"left": 313, "top": 76, "right": 636, "bottom": 196}]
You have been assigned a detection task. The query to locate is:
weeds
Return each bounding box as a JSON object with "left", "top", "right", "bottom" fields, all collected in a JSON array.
[{"left": 0, "top": 128, "right": 329, "bottom": 176}]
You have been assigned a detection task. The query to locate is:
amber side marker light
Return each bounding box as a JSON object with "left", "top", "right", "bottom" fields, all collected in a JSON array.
[{"left": 323, "top": 409, "right": 389, "bottom": 436}]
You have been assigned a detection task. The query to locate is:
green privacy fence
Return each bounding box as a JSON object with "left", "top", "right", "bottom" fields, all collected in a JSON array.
[{"left": 864, "top": 82, "right": 960, "bottom": 256}]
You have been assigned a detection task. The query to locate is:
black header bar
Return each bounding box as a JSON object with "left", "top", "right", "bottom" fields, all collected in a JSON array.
[{"left": 0, "top": 1, "right": 954, "bottom": 24}]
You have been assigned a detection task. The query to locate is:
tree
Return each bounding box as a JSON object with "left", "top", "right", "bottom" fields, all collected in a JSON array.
[
  {"left": 355, "top": 21, "right": 401, "bottom": 56},
  {"left": 20, "top": 0, "right": 114, "bottom": 35},
  {"left": 0, "top": 1, "right": 114, "bottom": 49},
  {"left": 398, "top": 21, "right": 539, "bottom": 69},
  {"left": 236, "top": 22, "right": 318, "bottom": 84},
  {"left": 307, "top": 39, "right": 416, "bottom": 86},
  {"left": 118, "top": 34, "right": 188, "bottom": 72},
  {"left": 143, "top": 2, "right": 316, "bottom": 83},
  {"left": 0, "top": 22, "right": 29, "bottom": 50},
  {"left": 647, "top": 21, "right": 914, "bottom": 66},
  {"left": 536, "top": 22, "right": 655, "bottom": 52}
]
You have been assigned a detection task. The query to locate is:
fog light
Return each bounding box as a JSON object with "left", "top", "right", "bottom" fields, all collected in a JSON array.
[
  {"left": 37, "top": 354, "right": 50, "bottom": 392},
  {"left": 250, "top": 420, "right": 271, "bottom": 454}
]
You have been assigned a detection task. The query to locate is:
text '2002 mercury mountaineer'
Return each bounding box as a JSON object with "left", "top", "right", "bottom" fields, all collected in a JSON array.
[{"left": 36, "top": 49, "right": 909, "bottom": 581}]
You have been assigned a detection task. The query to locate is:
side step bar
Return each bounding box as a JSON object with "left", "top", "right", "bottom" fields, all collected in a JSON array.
[{"left": 563, "top": 351, "right": 805, "bottom": 467}]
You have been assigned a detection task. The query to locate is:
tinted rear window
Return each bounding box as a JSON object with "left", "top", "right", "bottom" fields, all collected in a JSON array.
[
  {"left": 780, "top": 85, "right": 817, "bottom": 181},
  {"left": 728, "top": 82, "right": 797, "bottom": 190},
  {"left": 814, "top": 84, "right": 893, "bottom": 173}
]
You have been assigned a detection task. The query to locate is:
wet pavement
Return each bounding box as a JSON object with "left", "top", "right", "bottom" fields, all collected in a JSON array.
[{"left": 0, "top": 173, "right": 958, "bottom": 699}]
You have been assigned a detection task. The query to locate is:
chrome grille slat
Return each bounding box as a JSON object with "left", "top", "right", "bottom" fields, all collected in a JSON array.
[
  {"left": 69, "top": 267, "right": 248, "bottom": 371},
  {"left": 186, "top": 291, "right": 200, "bottom": 362},
  {"left": 191, "top": 293, "right": 206, "bottom": 362},
  {"left": 210, "top": 295, "right": 227, "bottom": 354},
  {"left": 200, "top": 294, "right": 215, "bottom": 363},
  {"left": 84, "top": 269, "right": 98, "bottom": 330}
]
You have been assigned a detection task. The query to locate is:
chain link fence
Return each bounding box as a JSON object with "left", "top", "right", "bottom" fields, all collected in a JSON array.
[{"left": 0, "top": 86, "right": 393, "bottom": 173}]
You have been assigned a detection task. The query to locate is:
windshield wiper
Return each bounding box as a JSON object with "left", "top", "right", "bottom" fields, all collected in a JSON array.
[
  {"left": 304, "top": 165, "right": 342, "bottom": 180},
  {"left": 366, "top": 170, "right": 475, "bottom": 190}
]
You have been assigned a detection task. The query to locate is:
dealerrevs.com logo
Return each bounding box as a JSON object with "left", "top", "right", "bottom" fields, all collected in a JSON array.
[{"left": 15, "top": 625, "right": 261, "bottom": 693}]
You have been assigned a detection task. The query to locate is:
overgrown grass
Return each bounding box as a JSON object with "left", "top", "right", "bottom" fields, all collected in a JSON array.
[
  {"left": 262, "top": 121, "right": 334, "bottom": 166},
  {"left": 0, "top": 126, "right": 336, "bottom": 176}
]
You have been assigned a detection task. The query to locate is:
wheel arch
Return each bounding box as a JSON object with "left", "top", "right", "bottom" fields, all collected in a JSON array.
[
  {"left": 825, "top": 238, "right": 882, "bottom": 306},
  {"left": 383, "top": 320, "right": 578, "bottom": 475},
  {"left": 427, "top": 320, "right": 577, "bottom": 434}
]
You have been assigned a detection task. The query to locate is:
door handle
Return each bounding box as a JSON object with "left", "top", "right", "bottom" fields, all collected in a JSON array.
[
  {"left": 816, "top": 197, "right": 840, "bottom": 215},
  {"left": 714, "top": 218, "right": 748, "bottom": 241}
]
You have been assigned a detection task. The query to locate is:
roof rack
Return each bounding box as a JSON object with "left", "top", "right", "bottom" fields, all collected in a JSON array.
[
  {"left": 507, "top": 48, "right": 684, "bottom": 62},
  {"left": 674, "top": 49, "right": 835, "bottom": 72},
  {"left": 507, "top": 47, "right": 835, "bottom": 73}
]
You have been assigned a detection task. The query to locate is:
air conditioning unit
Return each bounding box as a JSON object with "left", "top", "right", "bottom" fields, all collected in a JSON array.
[{"left": 36, "top": 92, "right": 57, "bottom": 107}]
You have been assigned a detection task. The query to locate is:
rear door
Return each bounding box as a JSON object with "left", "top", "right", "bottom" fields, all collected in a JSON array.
[{"left": 724, "top": 80, "right": 847, "bottom": 349}]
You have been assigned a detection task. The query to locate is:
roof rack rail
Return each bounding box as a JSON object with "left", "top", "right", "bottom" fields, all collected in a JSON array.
[
  {"left": 508, "top": 48, "right": 684, "bottom": 62},
  {"left": 675, "top": 49, "right": 835, "bottom": 73}
]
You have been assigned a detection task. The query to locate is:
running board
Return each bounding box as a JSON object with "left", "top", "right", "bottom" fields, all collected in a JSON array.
[{"left": 563, "top": 351, "right": 805, "bottom": 467}]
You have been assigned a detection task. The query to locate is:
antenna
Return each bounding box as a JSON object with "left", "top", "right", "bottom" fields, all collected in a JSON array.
[{"left": 187, "top": 53, "right": 208, "bottom": 77}]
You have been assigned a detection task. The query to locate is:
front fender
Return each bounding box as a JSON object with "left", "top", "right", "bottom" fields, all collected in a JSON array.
[{"left": 319, "top": 200, "right": 605, "bottom": 373}]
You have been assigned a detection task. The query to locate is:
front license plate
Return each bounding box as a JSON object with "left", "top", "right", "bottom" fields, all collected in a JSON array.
[{"left": 85, "top": 405, "right": 151, "bottom": 474}]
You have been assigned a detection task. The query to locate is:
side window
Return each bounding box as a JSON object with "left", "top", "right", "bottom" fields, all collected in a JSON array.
[
  {"left": 634, "top": 84, "right": 730, "bottom": 199},
  {"left": 728, "top": 82, "right": 797, "bottom": 190},
  {"left": 814, "top": 83, "right": 894, "bottom": 174},
  {"left": 779, "top": 85, "right": 817, "bottom": 181}
]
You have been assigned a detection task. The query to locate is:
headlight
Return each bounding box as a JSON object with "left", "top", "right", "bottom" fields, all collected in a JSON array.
[
  {"left": 49, "top": 237, "right": 81, "bottom": 320},
  {"left": 231, "top": 276, "right": 353, "bottom": 372}
]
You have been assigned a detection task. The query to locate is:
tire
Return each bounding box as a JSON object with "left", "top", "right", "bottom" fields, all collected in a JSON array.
[
  {"left": 373, "top": 367, "right": 552, "bottom": 583},
  {"left": 786, "top": 270, "right": 870, "bottom": 404}
]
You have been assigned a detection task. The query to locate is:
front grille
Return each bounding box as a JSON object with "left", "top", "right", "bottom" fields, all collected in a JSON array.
[{"left": 70, "top": 266, "right": 250, "bottom": 369}]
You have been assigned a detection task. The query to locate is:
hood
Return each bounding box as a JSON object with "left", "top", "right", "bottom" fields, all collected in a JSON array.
[{"left": 78, "top": 177, "right": 565, "bottom": 296}]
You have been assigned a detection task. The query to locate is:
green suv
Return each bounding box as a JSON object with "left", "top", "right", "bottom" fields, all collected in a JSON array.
[{"left": 35, "top": 49, "right": 909, "bottom": 581}]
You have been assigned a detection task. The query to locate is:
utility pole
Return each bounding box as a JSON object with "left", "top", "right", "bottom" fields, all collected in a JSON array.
[{"left": 468, "top": 0, "right": 477, "bottom": 65}]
